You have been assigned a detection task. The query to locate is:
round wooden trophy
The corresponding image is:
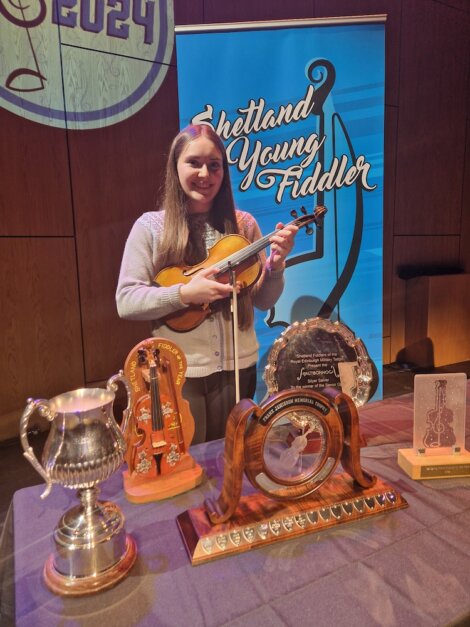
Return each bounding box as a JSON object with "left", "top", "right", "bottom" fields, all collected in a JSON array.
[{"left": 177, "top": 387, "right": 407, "bottom": 564}]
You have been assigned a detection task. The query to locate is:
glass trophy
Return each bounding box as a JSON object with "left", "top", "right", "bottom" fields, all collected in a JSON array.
[{"left": 398, "top": 373, "right": 470, "bottom": 479}]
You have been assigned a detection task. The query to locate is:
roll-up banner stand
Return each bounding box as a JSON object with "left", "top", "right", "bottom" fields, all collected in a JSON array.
[{"left": 175, "top": 16, "right": 385, "bottom": 401}]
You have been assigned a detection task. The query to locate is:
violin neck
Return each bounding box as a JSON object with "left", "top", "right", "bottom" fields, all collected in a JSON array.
[
  {"left": 215, "top": 232, "right": 274, "bottom": 274},
  {"left": 434, "top": 380, "right": 447, "bottom": 411},
  {"left": 214, "top": 208, "right": 322, "bottom": 276}
]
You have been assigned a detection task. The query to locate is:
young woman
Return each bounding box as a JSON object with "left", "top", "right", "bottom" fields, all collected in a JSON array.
[{"left": 116, "top": 124, "right": 297, "bottom": 444}]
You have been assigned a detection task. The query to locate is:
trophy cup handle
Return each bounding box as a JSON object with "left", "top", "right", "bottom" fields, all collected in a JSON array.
[
  {"left": 20, "top": 398, "right": 55, "bottom": 499},
  {"left": 106, "top": 370, "right": 132, "bottom": 435}
]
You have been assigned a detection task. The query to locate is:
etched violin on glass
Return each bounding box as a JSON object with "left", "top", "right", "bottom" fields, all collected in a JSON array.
[
  {"left": 122, "top": 337, "right": 203, "bottom": 502},
  {"left": 423, "top": 379, "right": 456, "bottom": 448},
  {"left": 397, "top": 373, "right": 469, "bottom": 480}
]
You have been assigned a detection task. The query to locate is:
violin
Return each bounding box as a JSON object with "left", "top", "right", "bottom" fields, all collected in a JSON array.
[
  {"left": 122, "top": 338, "right": 201, "bottom": 495},
  {"left": 155, "top": 205, "right": 327, "bottom": 332}
]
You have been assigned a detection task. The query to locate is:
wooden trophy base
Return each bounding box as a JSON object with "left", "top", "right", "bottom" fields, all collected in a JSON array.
[
  {"left": 123, "top": 462, "right": 204, "bottom": 503},
  {"left": 176, "top": 473, "right": 408, "bottom": 565},
  {"left": 398, "top": 448, "right": 470, "bottom": 480},
  {"left": 43, "top": 535, "right": 137, "bottom": 596}
]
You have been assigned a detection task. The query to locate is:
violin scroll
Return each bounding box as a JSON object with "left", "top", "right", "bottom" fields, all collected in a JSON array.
[{"left": 290, "top": 204, "right": 327, "bottom": 236}]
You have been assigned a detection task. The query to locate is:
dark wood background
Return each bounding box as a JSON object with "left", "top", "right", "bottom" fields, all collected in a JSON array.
[{"left": 1, "top": 0, "right": 469, "bottom": 440}]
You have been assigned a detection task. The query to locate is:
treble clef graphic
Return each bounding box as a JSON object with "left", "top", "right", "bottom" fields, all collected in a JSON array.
[
  {"left": 1, "top": 0, "right": 47, "bottom": 92},
  {"left": 307, "top": 58, "right": 364, "bottom": 321},
  {"left": 265, "top": 59, "right": 335, "bottom": 330}
]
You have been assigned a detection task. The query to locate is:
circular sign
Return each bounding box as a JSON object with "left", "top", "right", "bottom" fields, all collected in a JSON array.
[
  {"left": 263, "top": 411, "right": 327, "bottom": 483},
  {"left": 264, "top": 317, "right": 377, "bottom": 406},
  {"left": 244, "top": 390, "right": 344, "bottom": 501},
  {"left": 0, "top": 0, "right": 174, "bottom": 128}
]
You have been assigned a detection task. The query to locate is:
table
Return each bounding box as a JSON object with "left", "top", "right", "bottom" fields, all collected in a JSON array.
[{"left": 3, "top": 384, "right": 470, "bottom": 626}]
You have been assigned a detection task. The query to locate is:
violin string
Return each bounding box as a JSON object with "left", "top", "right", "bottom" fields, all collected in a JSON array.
[
  {"left": 216, "top": 232, "right": 273, "bottom": 272},
  {"left": 215, "top": 212, "right": 316, "bottom": 273},
  {"left": 150, "top": 363, "right": 164, "bottom": 430}
]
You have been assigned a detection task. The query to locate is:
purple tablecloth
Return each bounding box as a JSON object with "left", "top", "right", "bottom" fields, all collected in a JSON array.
[{"left": 6, "top": 385, "right": 470, "bottom": 626}]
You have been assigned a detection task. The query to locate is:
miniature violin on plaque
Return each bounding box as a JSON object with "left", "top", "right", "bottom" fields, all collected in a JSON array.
[
  {"left": 129, "top": 347, "right": 184, "bottom": 477},
  {"left": 122, "top": 338, "right": 203, "bottom": 502}
]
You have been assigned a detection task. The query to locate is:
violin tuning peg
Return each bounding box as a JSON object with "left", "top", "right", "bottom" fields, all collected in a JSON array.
[
  {"left": 290, "top": 209, "right": 298, "bottom": 219},
  {"left": 300, "top": 206, "right": 307, "bottom": 215},
  {"left": 305, "top": 226, "right": 314, "bottom": 235}
]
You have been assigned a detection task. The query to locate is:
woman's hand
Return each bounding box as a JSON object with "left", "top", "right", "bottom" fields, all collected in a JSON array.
[
  {"left": 179, "top": 266, "right": 235, "bottom": 305},
  {"left": 268, "top": 222, "right": 299, "bottom": 271}
]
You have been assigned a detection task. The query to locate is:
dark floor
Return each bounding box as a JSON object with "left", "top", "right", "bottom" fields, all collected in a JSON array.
[{"left": 1, "top": 360, "right": 469, "bottom": 533}]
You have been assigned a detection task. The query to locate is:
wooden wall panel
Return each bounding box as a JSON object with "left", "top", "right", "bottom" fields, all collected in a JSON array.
[
  {"left": 0, "top": 239, "right": 84, "bottom": 439},
  {"left": 383, "top": 106, "right": 398, "bottom": 340},
  {"left": 461, "top": 120, "right": 470, "bottom": 272},
  {"left": 174, "top": 0, "right": 204, "bottom": 25},
  {"left": 425, "top": 274, "right": 470, "bottom": 366},
  {"left": 404, "top": 274, "right": 470, "bottom": 367},
  {"left": 204, "top": 1, "right": 314, "bottom": 23},
  {"left": 383, "top": 336, "right": 391, "bottom": 366},
  {"left": 0, "top": 109, "right": 74, "bottom": 236},
  {"left": 394, "top": 0, "right": 469, "bottom": 235},
  {"left": 442, "top": 0, "right": 470, "bottom": 10},
  {"left": 68, "top": 69, "right": 180, "bottom": 383},
  {"left": 315, "top": 0, "right": 401, "bottom": 107},
  {"left": 390, "top": 235, "right": 461, "bottom": 362}
]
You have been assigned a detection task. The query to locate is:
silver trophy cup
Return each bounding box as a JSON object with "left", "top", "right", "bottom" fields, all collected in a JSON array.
[{"left": 20, "top": 371, "right": 137, "bottom": 595}]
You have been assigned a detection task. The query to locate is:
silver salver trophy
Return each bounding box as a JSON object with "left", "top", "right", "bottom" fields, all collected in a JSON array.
[{"left": 20, "top": 371, "right": 137, "bottom": 596}]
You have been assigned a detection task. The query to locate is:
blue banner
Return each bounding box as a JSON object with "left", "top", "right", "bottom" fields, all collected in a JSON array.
[{"left": 176, "top": 19, "right": 385, "bottom": 400}]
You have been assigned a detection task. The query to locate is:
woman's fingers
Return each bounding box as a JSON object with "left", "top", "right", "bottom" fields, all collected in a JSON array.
[
  {"left": 269, "top": 222, "right": 299, "bottom": 267},
  {"left": 180, "top": 267, "right": 233, "bottom": 305}
]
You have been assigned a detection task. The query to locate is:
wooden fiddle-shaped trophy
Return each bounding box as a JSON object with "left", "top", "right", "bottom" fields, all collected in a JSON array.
[
  {"left": 177, "top": 387, "right": 408, "bottom": 564},
  {"left": 122, "top": 338, "right": 203, "bottom": 502}
]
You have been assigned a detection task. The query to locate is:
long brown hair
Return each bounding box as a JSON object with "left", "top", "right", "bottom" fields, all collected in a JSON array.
[{"left": 159, "top": 124, "right": 253, "bottom": 329}]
